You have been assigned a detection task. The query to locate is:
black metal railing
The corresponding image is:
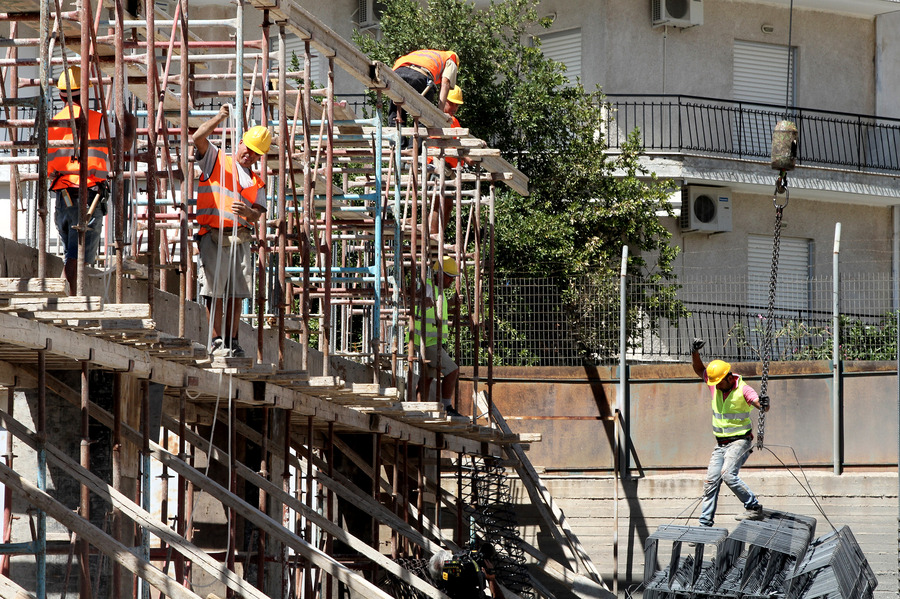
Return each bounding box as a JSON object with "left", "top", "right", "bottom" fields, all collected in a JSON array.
[{"left": 604, "top": 94, "right": 900, "bottom": 173}]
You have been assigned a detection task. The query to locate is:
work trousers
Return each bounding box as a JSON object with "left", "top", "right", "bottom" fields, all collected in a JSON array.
[{"left": 698, "top": 437, "right": 760, "bottom": 527}]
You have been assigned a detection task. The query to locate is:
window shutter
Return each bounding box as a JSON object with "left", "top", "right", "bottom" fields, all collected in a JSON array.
[
  {"left": 733, "top": 40, "right": 795, "bottom": 106},
  {"left": 748, "top": 234, "right": 810, "bottom": 313},
  {"left": 536, "top": 28, "right": 582, "bottom": 87}
]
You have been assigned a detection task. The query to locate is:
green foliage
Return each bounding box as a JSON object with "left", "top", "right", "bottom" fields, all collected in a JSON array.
[
  {"left": 354, "top": 0, "right": 682, "bottom": 363},
  {"left": 726, "top": 311, "right": 900, "bottom": 362}
]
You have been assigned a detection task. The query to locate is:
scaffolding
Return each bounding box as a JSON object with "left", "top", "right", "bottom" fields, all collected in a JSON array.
[{"left": 0, "top": 0, "right": 619, "bottom": 597}]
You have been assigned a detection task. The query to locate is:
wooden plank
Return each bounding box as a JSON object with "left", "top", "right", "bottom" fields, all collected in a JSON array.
[
  {"left": 0, "top": 461, "right": 203, "bottom": 599},
  {"left": 0, "top": 361, "right": 37, "bottom": 389},
  {"left": 0, "top": 278, "right": 68, "bottom": 298},
  {"left": 0, "top": 411, "right": 271, "bottom": 599},
  {"left": 19, "top": 303, "right": 152, "bottom": 321},
  {"left": 192, "top": 406, "right": 451, "bottom": 550},
  {"left": 0, "top": 573, "right": 37, "bottom": 599},
  {"left": 0, "top": 296, "right": 104, "bottom": 312},
  {"left": 162, "top": 412, "right": 449, "bottom": 599}
]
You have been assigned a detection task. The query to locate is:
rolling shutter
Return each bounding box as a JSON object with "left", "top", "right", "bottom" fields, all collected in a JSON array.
[
  {"left": 283, "top": 33, "right": 321, "bottom": 85},
  {"left": 536, "top": 28, "right": 582, "bottom": 87},
  {"left": 748, "top": 234, "right": 810, "bottom": 313},
  {"left": 733, "top": 40, "right": 796, "bottom": 106}
]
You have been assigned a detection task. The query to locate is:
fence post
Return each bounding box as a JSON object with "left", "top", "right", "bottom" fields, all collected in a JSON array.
[
  {"left": 615, "top": 244, "right": 628, "bottom": 597},
  {"left": 833, "top": 222, "right": 843, "bottom": 476}
]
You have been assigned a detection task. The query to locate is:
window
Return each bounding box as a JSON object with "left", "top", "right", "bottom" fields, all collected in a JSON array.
[
  {"left": 748, "top": 234, "right": 810, "bottom": 313},
  {"left": 282, "top": 34, "right": 322, "bottom": 86},
  {"left": 733, "top": 40, "right": 796, "bottom": 106},
  {"left": 733, "top": 40, "right": 796, "bottom": 156},
  {"left": 536, "top": 28, "right": 582, "bottom": 87}
]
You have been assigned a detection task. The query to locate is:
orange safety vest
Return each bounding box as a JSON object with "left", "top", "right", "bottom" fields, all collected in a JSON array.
[
  {"left": 427, "top": 116, "right": 460, "bottom": 169},
  {"left": 393, "top": 50, "right": 458, "bottom": 82},
  {"left": 196, "top": 148, "right": 265, "bottom": 234},
  {"left": 47, "top": 105, "right": 109, "bottom": 190}
]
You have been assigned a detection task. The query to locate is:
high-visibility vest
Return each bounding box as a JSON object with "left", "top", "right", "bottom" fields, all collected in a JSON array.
[
  {"left": 709, "top": 375, "right": 752, "bottom": 439},
  {"left": 47, "top": 105, "right": 109, "bottom": 190},
  {"left": 196, "top": 148, "right": 265, "bottom": 233},
  {"left": 407, "top": 280, "right": 449, "bottom": 348},
  {"left": 393, "top": 50, "right": 458, "bottom": 82},
  {"left": 428, "top": 116, "right": 460, "bottom": 169}
]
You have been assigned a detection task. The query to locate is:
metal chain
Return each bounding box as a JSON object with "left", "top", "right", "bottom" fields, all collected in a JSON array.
[{"left": 758, "top": 180, "right": 788, "bottom": 449}]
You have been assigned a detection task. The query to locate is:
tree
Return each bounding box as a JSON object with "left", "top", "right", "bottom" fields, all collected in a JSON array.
[{"left": 355, "top": 0, "right": 685, "bottom": 362}]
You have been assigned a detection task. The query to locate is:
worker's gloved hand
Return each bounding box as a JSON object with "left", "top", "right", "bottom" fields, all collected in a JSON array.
[
  {"left": 691, "top": 338, "right": 705, "bottom": 353},
  {"left": 759, "top": 395, "right": 770, "bottom": 411}
]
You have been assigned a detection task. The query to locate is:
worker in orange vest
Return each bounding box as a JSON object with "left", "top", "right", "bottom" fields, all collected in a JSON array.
[
  {"left": 192, "top": 105, "right": 271, "bottom": 358},
  {"left": 388, "top": 49, "right": 459, "bottom": 129},
  {"left": 48, "top": 66, "right": 135, "bottom": 294}
]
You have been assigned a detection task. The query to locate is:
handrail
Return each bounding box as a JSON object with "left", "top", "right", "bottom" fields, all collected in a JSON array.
[{"left": 603, "top": 94, "right": 900, "bottom": 174}]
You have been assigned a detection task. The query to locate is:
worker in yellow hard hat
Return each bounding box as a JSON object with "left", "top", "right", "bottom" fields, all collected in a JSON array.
[
  {"left": 407, "top": 256, "right": 463, "bottom": 418},
  {"left": 49, "top": 65, "right": 136, "bottom": 294},
  {"left": 690, "top": 338, "right": 770, "bottom": 527},
  {"left": 192, "top": 105, "right": 272, "bottom": 358}
]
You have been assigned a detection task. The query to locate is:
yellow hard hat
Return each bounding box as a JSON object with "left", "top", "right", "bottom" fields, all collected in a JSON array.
[
  {"left": 434, "top": 257, "right": 459, "bottom": 276},
  {"left": 447, "top": 86, "right": 463, "bottom": 105},
  {"left": 706, "top": 360, "right": 731, "bottom": 386},
  {"left": 57, "top": 66, "right": 81, "bottom": 92},
  {"left": 242, "top": 126, "right": 272, "bottom": 155}
]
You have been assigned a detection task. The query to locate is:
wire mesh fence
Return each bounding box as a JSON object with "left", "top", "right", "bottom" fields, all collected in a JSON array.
[{"left": 457, "top": 272, "right": 898, "bottom": 367}]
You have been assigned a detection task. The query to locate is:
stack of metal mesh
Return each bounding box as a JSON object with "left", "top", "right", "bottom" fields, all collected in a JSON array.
[
  {"left": 643, "top": 511, "right": 877, "bottom": 598},
  {"left": 786, "top": 526, "right": 877, "bottom": 599},
  {"left": 459, "top": 455, "right": 535, "bottom": 599}
]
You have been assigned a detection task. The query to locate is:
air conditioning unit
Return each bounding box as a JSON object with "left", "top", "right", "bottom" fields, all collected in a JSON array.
[
  {"left": 681, "top": 186, "right": 732, "bottom": 233},
  {"left": 652, "top": 0, "right": 703, "bottom": 28},
  {"left": 356, "top": 0, "right": 386, "bottom": 27}
]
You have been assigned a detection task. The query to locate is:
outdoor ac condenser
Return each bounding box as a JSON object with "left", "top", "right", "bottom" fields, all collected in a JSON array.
[
  {"left": 680, "top": 186, "right": 732, "bottom": 233},
  {"left": 651, "top": 0, "right": 703, "bottom": 28}
]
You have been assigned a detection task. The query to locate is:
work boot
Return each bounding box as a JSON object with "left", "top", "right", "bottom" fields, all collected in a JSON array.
[
  {"left": 735, "top": 505, "right": 764, "bottom": 521},
  {"left": 229, "top": 338, "right": 246, "bottom": 358},
  {"left": 444, "top": 406, "right": 464, "bottom": 419},
  {"left": 210, "top": 337, "right": 230, "bottom": 358}
]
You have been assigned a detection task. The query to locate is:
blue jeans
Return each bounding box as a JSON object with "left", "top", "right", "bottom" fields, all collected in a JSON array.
[
  {"left": 55, "top": 189, "right": 104, "bottom": 265},
  {"left": 699, "top": 437, "right": 760, "bottom": 526}
]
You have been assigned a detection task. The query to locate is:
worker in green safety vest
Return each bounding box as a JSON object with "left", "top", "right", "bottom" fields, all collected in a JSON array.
[
  {"left": 691, "top": 338, "right": 770, "bottom": 526},
  {"left": 407, "top": 257, "right": 462, "bottom": 418}
]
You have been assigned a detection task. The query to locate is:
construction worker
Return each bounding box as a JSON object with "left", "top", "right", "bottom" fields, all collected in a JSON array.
[
  {"left": 388, "top": 49, "right": 459, "bottom": 128},
  {"left": 408, "top": 257, "right": 462, "bottom": 417},
  {"left": 192, "top": 105, "right": 271, "bottom": 358},
  {"left": 691, "top": 338, "right": 770, "bottom": 526},
  {"left": 48, "top": 65, "right": 136, "bottom": 294}
]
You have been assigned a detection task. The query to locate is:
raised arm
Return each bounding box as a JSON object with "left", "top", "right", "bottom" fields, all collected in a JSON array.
[
  {"left": 192, "top": 105, "right": 230, "bottom": 158},
  {"left": 690, "top": 337, "right": 706, "bottom": 378}
]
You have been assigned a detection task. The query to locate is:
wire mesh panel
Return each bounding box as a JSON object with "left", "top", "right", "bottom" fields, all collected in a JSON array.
[{"left": 459, "top": 272, "right": 898, "bottom": 366}]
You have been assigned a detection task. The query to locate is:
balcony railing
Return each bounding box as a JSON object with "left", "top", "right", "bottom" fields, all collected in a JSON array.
[{"left": 603, "top": 94, "right": 900, "bottom": 174}]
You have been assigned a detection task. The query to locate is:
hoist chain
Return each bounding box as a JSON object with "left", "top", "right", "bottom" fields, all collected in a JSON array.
[{"left": 758, "top": 180, "right": 788, "bottom": 449}]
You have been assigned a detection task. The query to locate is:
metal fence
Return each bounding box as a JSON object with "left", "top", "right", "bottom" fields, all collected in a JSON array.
[
  {"left": 457, "top": 272, "right": 898, "bottom": 367},
  {"left": 603, "top": 94, "right": 900, "bottom": 174}
]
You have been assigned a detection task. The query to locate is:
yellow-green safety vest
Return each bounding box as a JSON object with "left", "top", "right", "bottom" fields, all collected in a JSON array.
[
  {"left": 407, "top": 280, "right": 448, "bottom": 348},
  {"left": 710, "top": 375, "right": 752, "bottom": 439}
]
